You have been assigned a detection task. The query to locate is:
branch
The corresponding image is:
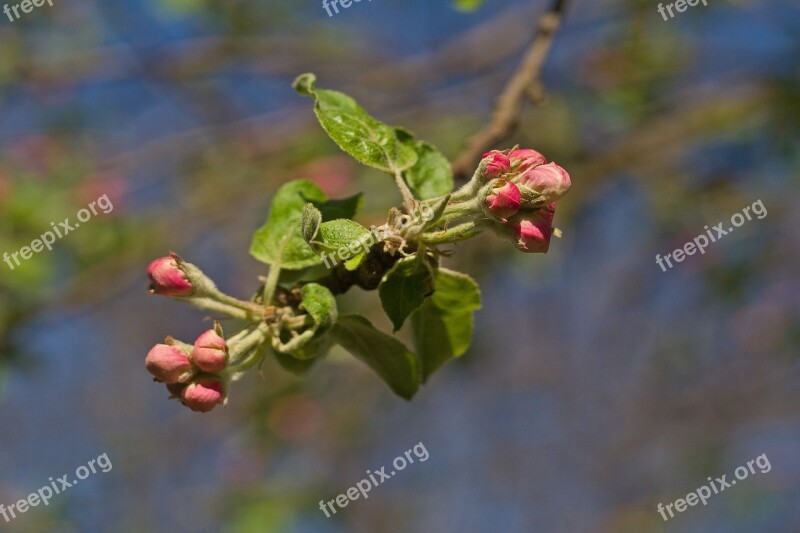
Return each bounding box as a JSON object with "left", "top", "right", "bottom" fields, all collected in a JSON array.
[{"left": 451, "top": 0, "right": 570, "bottom": 179}]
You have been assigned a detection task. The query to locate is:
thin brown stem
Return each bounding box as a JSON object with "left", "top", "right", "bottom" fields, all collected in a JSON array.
[{"left": 452, "top": 0, "right": 570, "bottom": 179}]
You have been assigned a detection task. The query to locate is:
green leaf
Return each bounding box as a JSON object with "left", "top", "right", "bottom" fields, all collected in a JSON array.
[
  {"left": 401, "top": 139, "right": 454, "bottom": 200},
  {"left": 317, "top": 219, "right": 371, "bottom": 252},
  {"left": 272, "top": 347, "right": 323, "bottom": 375},
  {"left": 300, "top": 283, "right": 338, "bottom": 337},
  {"left": 379, "top": 256, "right": 431, "bottom": 332},
  {"left": 250, "top": 180, "right": 327, "bottom": 270},
  {"left": 411, "top": 268, "right": 481, "bottom": 381},
  {"left": 294, "top": 73, "right": 418, "bottom": 174},
  {"left": 270, "top": 283, "right": 338, "bottom": 359},
  {"left": 344, "top": 252, "right": 366, "bottom": 271},
  {"left": 312, "top": 219, "right": 373, "bottom": 270},
  {"left": 251, "top": 180, "right": 365, "bottom": 270},
  {"left": 301, "top": 203, "right": 322, "bottom": 243},
  {"left": 277, "top": 263, "right": 330, "bottom": 285},
  {"left": 314, "top": 193, "right": 363, "bottom": 222},
  {"left": 273, "top": 333, "right": 334, "bottom": 362},
  {"left": 331, "top": 315, "right": 420, "bottom": 400}
]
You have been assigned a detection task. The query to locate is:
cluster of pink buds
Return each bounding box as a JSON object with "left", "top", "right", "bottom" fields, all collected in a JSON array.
[
  {"left": 145, "top": 255, "right": 244, "bottom": 413},
  {"left": 145, "top": 254, "right": 270, "bottom": 413},
  {"left": 480, "top": 148, "right": 571, "bottom": 253},
  {"left": 145, "top": 327, "right": 229, "bottom": 413}
]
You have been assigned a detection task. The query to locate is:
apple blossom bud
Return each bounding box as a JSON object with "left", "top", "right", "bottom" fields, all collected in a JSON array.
[
  {"left": 145, "top": 344, "right": 192, "bottom": 383},
  {"left": 147, "top": 255, "right": 193, "bottom": 296},
  {"left": 516, "top": 162, "right": 571, "bottom": 203},
  {"left": 509, "top": 149, "right": 546, "bottom": 171},
  {"left": 481, "top": 150, "right": 511, "bottom": 179},
  {"left": 191, "top": 329, "right": 229, "bottom": 373},
  {"left": 508, "top": 204, "right": 556, "bottom": 253},
  {"left": 181, "top": 377, "right": 226, "bottom": 413},
  {"left": 485, "top": 180, "right": 521, "bottom": 221}
]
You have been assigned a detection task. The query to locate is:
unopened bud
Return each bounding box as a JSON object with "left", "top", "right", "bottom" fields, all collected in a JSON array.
[
  {"left": 507, "top": 204, "right": 556, "bottom": 254},
  {"left": 516, "top": 162, "right": 571, "bottom": 203},
  {"left": 481, "top": 150, "right": 511, "bottom": 179},
  {"left": 181, "top": 377, "right": 226, "bottom": 413},
  {"left": 145, "top": 344, "right": 192, "bottom": 383},
  {"left": 484, "top": 180, "right": 521, "bottom": 221},
  {"left": 147, "top": 254, "right": 193, "bottom": 296},
  {"left": 191, "top": 328, "right": 229, "bottom": 374},
  {"left": 509, "top": 149, "right": 546, "bottom": 171}
]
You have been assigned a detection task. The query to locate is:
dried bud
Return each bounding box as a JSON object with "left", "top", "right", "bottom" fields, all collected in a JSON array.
[
  {"left": 147, "top": 254, "right": 192, "bottom": 296},
  {"left": 509, "top": 149, "right": 546, "bottom": 171},
  {"left": 481, "top": 150, "right": 511, "bottom": 179},
  {"left": 516, "top": 162, "right": 571, "bottom": 203},
  {"left": 508, "top": 204, "right": 556, "bottom": 254},
  {"left": 484, "top": 180, "right": 521, "bottom": 221},
  {"left": 145, "top": 344, "right": 192, "bottom": 383},
  {"left": 181, "top": 377, "right": 226, "bottom": 413},
  {"left": 191, "top": 329, "right": 229, "bottom": 374}
]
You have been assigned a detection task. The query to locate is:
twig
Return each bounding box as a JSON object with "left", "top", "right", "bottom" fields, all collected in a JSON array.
[
  {"left": 394, "top": 169, "right": 417, "bottom": 211},
  {"left": 451, "top": 0, "right": 570, "bottom": 179}
]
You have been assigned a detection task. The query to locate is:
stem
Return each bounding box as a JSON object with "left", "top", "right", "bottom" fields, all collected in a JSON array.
[
  {"left": 227, "top": 322, "right": 271, "bottom": 368},
  {"left": 283, "top": 315, "right": 314, "bottom": 329},
  {"left": 420, "top": 220, "right": 486, "bottom": 245},
  {"left": 208, "top": 289, "right": 264, "bottom": 316},
  {"left": 231, "top": 346, "right": 266, "bottom": 374},
  {"left": 178, "top": 258, "right": 264, "bottom": 319},
  {"left": 451, "top": 0, "right": 571, "bottom": 178},
  {"left": 394, "top": 169, "right": 417, "bottom": 212},
  {"left": 262, "top": 265, "right": 281, "bottom": 306},
  {"left": 440, "top": 198, "right": 482, "bottom": 224},
  {"left": 449, "top": 164, "right": 485, "bottom": 202},
  {"left": 402, "top": 196, "right": 445, "bottom": 239},
  {"left": 184, "top": 297, "right": 258, "bottom": 321}
]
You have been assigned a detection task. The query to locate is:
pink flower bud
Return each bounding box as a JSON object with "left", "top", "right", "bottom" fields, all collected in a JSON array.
[
  {"left": 145, "top": 344, "right": 192, "bottom": 383},
  {"left": 181, "top": 378, "right": 225, "bottom": 413},
  {"left": 509, "top": 149, "right": 546, "bottom": 171},
  {"left": 147, "top": 255, "right": 193, "bottom": 296},
  {"left": 191, "top": 329, "right": 229, "bottom": 373},
  {"left": 485, "top": 180, "right": 521, "bottom": 221},
  {"left": 508, "top": 204, "right": 556, "bottom": 254},
  {"left": 516, "top": 162, "right": 571, "bottom": 203},
  {"left": 481, "top": 150, "right": 511, "bottom": 179}
]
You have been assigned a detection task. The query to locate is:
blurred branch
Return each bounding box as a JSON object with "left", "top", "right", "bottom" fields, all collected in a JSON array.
[
  {"left": 571, "top": 87, "right": 768, "bottom": 187},
  {"left": 360, "top": 4, "right": 537, "bottom": 89},
  {"left": 452, "top": 0, "right": 570, "bottom": 179}
]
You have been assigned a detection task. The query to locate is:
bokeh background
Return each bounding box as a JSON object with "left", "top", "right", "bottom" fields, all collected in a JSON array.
[{"left": 1, "top": 0, "right": 799, "bottom": 531}]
